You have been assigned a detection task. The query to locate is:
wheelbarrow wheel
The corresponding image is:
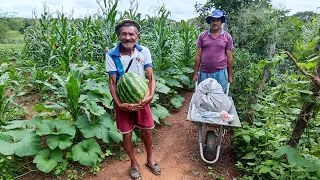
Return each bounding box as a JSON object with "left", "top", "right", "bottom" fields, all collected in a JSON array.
[{"left": 204, "top": 130, "right": 217, "bottom": 161}]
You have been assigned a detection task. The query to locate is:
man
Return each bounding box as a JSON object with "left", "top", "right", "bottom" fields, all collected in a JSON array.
[
  {"left": 193, "top": 9, "right": 233, "bottom": 94},
  {"left": 105, "top": 19, "right": 160, "bottom": 180}
]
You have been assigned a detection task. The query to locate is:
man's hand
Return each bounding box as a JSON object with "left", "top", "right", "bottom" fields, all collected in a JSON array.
[
  {"left": 228, "top": 76, "right": 233, "bottom": 84},
  {"left": 119, "top": 103, "right": 142, "bottom": 112},
  {"left": 193, "top": 73, "right": 198, "bottom": 82},
  {"left": 139, "top": 88, "right": 152, "bottom": 107}
]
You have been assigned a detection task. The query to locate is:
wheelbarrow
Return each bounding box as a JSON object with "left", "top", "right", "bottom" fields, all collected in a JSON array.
[{"left": 186, "top": 83, "right": 241, "bottom": 164}]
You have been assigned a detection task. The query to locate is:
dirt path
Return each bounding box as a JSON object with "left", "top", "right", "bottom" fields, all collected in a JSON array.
[{"left": 87, "top": 91, "right": 241, "bottom": 180}]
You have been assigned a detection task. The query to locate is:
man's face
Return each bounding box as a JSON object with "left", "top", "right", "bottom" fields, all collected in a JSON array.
[
  {"left": 118, "top": 26, "right": 140, "bottom": 49},
  {"left": 210, "top": 18, "right": 222, "bottom": 31}
]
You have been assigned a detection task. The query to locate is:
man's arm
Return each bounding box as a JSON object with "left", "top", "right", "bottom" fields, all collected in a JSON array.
[
  {"left": 226, "top": 49, "right": 233, "bottom": 83},
  {"left": 193, "top": 48, "right": 202, "bottom": 82},
  {"left": 140, "top": 67, "right": 156, "bottom": 107}
]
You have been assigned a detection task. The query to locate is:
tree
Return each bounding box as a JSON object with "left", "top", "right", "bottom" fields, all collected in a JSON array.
[
  {"left": 194, "top": 0, "right": 271, "bottom": 24},
  {"left": 293, "top": 11, "right": 320, "bottom": 22}
]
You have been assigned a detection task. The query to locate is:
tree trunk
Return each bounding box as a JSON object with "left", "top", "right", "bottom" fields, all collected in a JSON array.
[
  {"left": 288, "top": 86, "right": 320, "bottom": 148},
  {"left": 288, "top": 29, "right": 320, "bottom": 148}
]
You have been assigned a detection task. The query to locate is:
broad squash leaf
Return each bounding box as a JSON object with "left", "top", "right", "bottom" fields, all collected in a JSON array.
[
  {"left": 108, "top": 122, "right": 122, "bottom": 143},
  {"left": 33, "top": 149, "right": 62, "bottom": 173},
  {"left": 151, "top": 104, "right": 170, "bottom": 120},
  {"left": 170, "top": 95, "right": 185, "bottom": 109},
  {"left": 174, "top": 74, "right": 191, "bottom": 86},
  {"left": 72, "top": 138, "right": 101, "bottom": 166},
  {"left": 152, "top": 112, "right": 160, "bottom": 124},
  {"left": 47, "top": 135, "right": 73, "bottom": 150},
  {"left": 166, "top": 78, "right": 183, "bottom": 88},
  {"left": 75, "top": 113, "right": 113, "bottom": 143},
  {"left": 0, "top": 129, "right": 41, "bottom": 157},
  {"left": 151, "top": 94, "right": 159, "bottom": 104},
  {"left": 85, "top": 99, "right": 106, "bottom": 116},
  {"left": 36, "top": 120, "right": 76, "bottom": 137},
  {"left": 1, "top": 117, "right": 42, "bottom": 130},
  {"left": 156, "top": 82, "right": 170, "bottom": 94}
]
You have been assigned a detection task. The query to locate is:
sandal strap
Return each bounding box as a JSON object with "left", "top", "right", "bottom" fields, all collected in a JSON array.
[
  {"left": 145, "top": 162, "right": 161, "bottom": 175},
  {"left": 129, "top": 167, "right": 141, "bottom": 179}
]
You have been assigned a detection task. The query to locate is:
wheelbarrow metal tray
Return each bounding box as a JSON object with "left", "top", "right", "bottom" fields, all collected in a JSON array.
[{"left": 186, "top": 96, "right": 241, "bottom": 128}]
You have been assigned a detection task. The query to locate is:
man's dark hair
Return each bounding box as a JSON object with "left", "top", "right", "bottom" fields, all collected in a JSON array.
[
  {"left": 116, "top": 22, "right": 139, "bottom": 35},
  {"left": 115, "top": 20, "right": 141, "bottom": 35}
]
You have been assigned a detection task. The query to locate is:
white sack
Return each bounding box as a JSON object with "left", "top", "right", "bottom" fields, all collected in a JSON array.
[{"left": 193, "top": 78, "right": 232, "bottom": 112}]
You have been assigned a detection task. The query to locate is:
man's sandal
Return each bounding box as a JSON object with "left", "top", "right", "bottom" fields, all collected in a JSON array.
[
  {"left": 145, "top": 162, "right": 161, "bottom": 176},
  {"left": 129, "top": 167, "right": 142, "bottom": 180}
]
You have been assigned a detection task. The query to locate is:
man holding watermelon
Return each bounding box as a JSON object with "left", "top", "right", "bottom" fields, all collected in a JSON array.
[
  {"left": 193, "top": 9, "right": 234, "bottom": 94},
  {"left": 105, "top": 19, "right": 160, "bottom": 180}
]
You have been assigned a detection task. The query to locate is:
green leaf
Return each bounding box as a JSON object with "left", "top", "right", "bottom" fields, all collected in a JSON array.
[
  {"left": 170, "top": 95, "right": 185, "bottom": 109},
  {"left": 251, "top": 103, "right": 263, "bottom": 111},
  {"left": 151, "top": 94, "right": 159, "bottom": 104},
  {"left": 270, "top": 171, "right": 278, "bottom": 178},
  {"left": 33, "top": 104, "right": 55, "bottom": 111},
  {"left": 243, "top": 135, "right": 251, "bottom": 144},
  {"left": 1, "top": 117, "right": 42, "bottom": 130},
  {"left": 109, "top": 127, "right": 123, "bottom": 143},
  {"left": 181, "top": 67, "right": 194, "bottom": 74},
  {"left": 156, "top": 82, "right": 170, "bottom": 94},
  {"left": 151, "top": 104, "right": 170, "bottom": 120},
  {"left": 72, "top": 138, "right": 102, "bottom": 166},
  {"left": 175, "top": 74, "right": 191, "bottom": 86},
  {"left": 152, "top": 112, "right": 160, "bottom": 124},
  {"left": 131, "top": 131, "right": 137, "bottom": 143},
  {"left": 47, "top": 135, "right": 73, "bottom": 150},
  {"left": 75, "top": 113, "right": 114, "bottom": 143},
  {"left": 101, "top": 94, "right": 114, "bottom": 109},
  {"left": 0, "top": 129, "right": 41, "bottom": 157},
  {"left": 33, "top": 149, "right": 62, "bottom": 173},
  {"left": 242, "top": 152, "right": 256, "bottom": 159},
  {"left": 85, "top": 99, "right": 106, "bottom": 116},
  {"left": 294, "top": 89, "right": 313, "bottom": 95},
  {"left": 84, "top": 80, "right": 110, "bottom": 95},
  {"left": 36, "top": 120, "right": 76, "bottom": 137},
  {"left": 166, "top": 78, "right": 183, "bottom": 88},
  {"left": 259, "top": 166, "right": 271, "bottom": 173}
]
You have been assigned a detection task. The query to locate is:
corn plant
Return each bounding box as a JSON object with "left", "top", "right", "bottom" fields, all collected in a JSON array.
[
  {"left": 29, "top": 65, "right": 52, "bottom": 99},
  {"left": 96, "top": 0, "right": 118, "bottom": 49},
  {"left": 52, "top": 12, "right": 78, "bottom": 74},
  {"left": 120, "top": 0, "right": 143, "bottom": 23},
  {"left": 0, "top": 73, "right": 15, "bottom": 125},
  {"left": 177, "top": 20, "right": 199, "bottom": 68},
  {"left": 23, "top": 6, "right": 58, "bottom": 67},
  {"left": 143, "top": 6, "right": 177, "bottom": 76}
]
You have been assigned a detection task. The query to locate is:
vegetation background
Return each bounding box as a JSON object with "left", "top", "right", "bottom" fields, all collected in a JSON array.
[{"left": 0, "top": 0, "right": 319, "bottom": 179}]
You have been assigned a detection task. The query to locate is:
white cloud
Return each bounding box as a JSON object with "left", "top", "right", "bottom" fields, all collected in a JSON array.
[{"left": 0, "top": 0, "right": 319, "bottom": 21}]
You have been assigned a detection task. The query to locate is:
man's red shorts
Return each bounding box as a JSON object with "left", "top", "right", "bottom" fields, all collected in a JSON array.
[{"left": 115, "top": 104, "right": 154, "bottom": 134}]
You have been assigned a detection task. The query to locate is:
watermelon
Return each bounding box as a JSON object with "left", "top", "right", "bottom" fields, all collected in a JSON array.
[{"left": 117, "top": 72, "right": 148, "bottom": 104}]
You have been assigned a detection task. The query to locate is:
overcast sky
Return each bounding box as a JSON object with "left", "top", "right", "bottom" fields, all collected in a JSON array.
[{"left": 1, "top": 0, "right": 320, "bottom": 21}]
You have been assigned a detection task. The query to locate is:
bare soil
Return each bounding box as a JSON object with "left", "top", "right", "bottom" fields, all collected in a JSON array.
[
  {"left": 86, "top": 91, "right": 241, "bottom": 180},
  {"left": 20, "top": 91, "right": 242, "bottom": 180}
]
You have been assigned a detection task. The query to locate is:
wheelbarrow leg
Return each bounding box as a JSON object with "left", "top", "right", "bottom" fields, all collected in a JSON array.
[{"left": 198, "top": 124, "right": 224, "bottom": 164}]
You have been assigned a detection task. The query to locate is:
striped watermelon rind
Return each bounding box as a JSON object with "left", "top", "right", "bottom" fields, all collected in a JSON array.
[{"left": 117, "top": 72, "right": 148, "bottom": 104}]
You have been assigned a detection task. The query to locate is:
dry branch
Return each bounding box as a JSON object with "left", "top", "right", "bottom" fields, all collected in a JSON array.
[{"left": 284, "top": 51, "right": 320, "bottom": 87}]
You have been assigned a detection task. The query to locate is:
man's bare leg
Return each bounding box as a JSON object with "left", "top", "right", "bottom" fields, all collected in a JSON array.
[
  {"left": 141, "top": 129, "right": 155, "bottom": 164},
  {"left": 123, "top": 132, "right": 141, "bottom": 180}
]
